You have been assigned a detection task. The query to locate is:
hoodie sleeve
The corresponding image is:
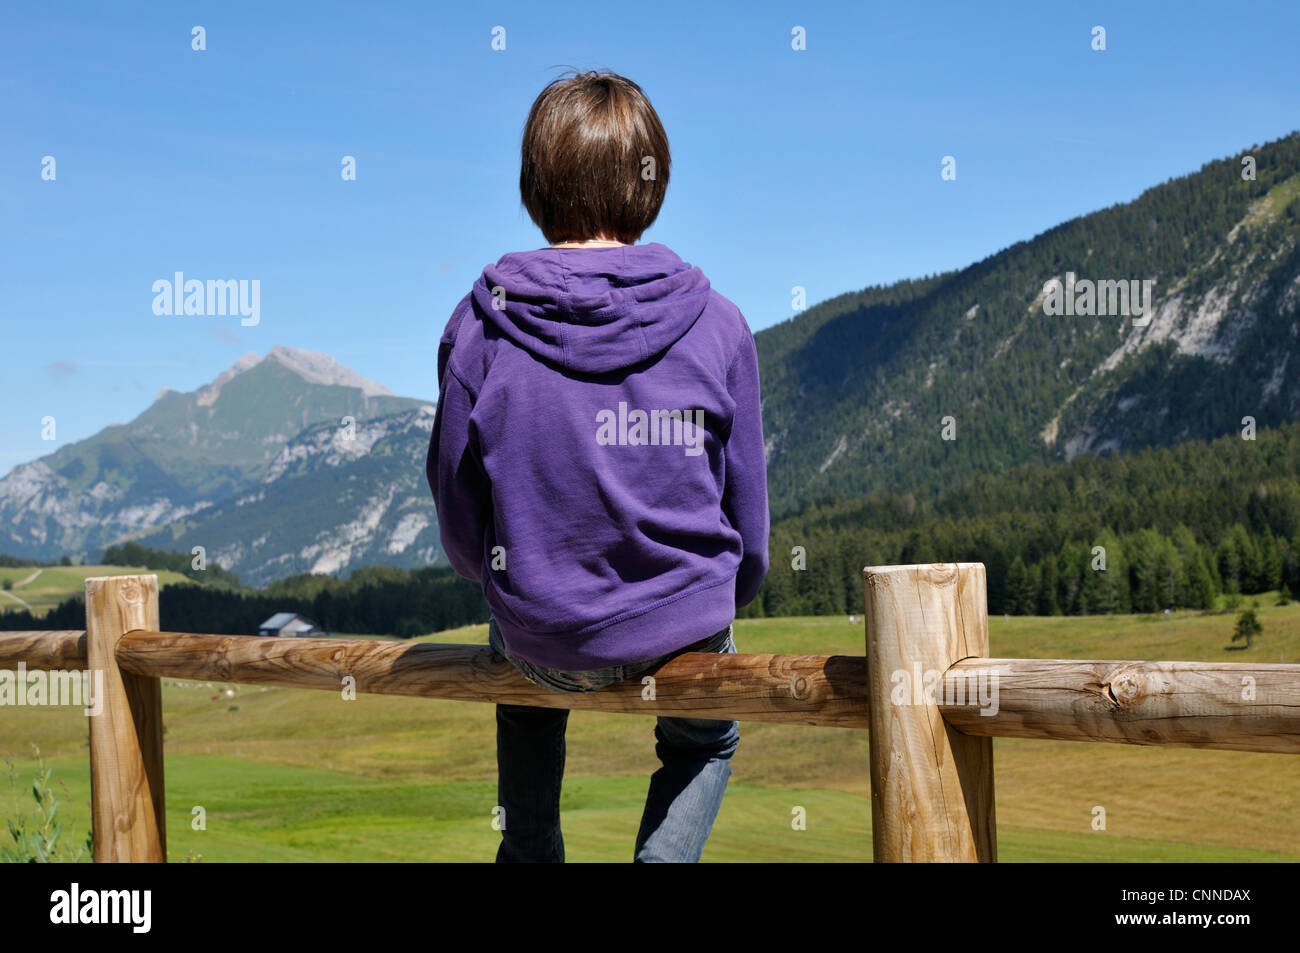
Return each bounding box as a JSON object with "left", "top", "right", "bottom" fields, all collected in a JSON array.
[
  {"left": 426, "top": 303, "right": 491, "bottom": 582},
  {"left": 722, "top": 326, "right": 770, "bottom": 607}
]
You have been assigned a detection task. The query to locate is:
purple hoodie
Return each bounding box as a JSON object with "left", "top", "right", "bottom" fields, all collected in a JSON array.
[{"left": 426, "top": 242, "right": 769, "bottom": 669}]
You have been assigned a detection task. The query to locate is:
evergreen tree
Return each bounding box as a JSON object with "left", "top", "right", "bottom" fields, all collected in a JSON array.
[
  {"left": 1232, "top": 607, "right": 1262, "bottom": 648},
  {"left": 1036, "top": 558, "right": 1060, "bottom": 615},
  {"left": 1187, "top": 556, "right": 1217, "bottom": 609},
  {"left": 1005, "top": 557, "right": 1030, "bottom": 615}
]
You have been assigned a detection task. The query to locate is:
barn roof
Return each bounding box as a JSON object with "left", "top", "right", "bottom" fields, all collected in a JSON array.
[{"left": 259, "top": 612, "right": 301, "bottom": 630}]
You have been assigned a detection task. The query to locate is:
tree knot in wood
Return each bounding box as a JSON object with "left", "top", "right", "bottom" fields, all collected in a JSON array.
[
  {"left": 214, "top": 640, "right": 232, "bottom": 679},
  {"left": 1085, "top": 680, "right": 1121, "bottom": 707},
  {"left": 1088, "top": 669, "right": 1144, "bottom": 709},
  {"left": 1110, "top": 670, "right": 1143, "bottom": 706}
]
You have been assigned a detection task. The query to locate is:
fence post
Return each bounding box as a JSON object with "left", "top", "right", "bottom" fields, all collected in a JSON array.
[
  {"left": 86, "top": 574, "right": 166, "bottom": 862},
  {"left": 863, "top": 563, "right": 996, "bottom": 861}
]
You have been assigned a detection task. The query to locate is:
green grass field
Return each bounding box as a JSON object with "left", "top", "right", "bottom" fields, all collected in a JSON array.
[
  {"left": 0, "top": 564, "right": 194, "bottom": 615},
  {"left": 2, "top": 601, "right": 1297, "bottom": 862}
]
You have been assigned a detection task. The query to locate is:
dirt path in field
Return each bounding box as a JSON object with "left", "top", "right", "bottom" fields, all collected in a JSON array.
[
  {"left": 15, "top": 569, "right": 42, "bottom": 587},
  {"left": 0, "top": 589, "right": 33, "bottom": 611}
]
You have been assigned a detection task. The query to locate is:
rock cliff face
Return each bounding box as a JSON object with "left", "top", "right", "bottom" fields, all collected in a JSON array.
[
  {"left": 0, "top": 347, "right": 430, "bottom": 577},
  {"left": 130, "top": 405, "right": 442, "bottom": 585}
]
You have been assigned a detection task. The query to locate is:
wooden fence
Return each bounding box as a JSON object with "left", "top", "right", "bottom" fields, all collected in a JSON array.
[{"left": 1, "top": 564, "right": 1296, "bottom": 862}]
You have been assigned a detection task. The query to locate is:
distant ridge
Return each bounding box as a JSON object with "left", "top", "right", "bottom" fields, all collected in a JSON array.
[{"left": 0, "top": 347, "right": 430, "bottom": 568}]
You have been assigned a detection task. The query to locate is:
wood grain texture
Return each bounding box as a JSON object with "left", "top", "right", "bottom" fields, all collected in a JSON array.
[
  {"left": 0, "top": 630, "right": 87, "bottom": 670},
  {"left": 864, "top": 563, "right": 996, "bottom": 862},
  {"left": 85, "top": 575, "right": 166, "bottom": 863},
  {"left": 114, "top": 631, "right": 871, "bottom": 728},
  {"left": 942, "top": 658, "right": 1300, "bottom": 753}
]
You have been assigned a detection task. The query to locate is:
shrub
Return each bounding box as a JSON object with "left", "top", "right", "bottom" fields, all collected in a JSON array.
[
  {"left": 2, "top": 747, "right": 91, "bottom": 863},
  {"left": 1231, "top": 608, "right": 1263, "bottom": 649}
]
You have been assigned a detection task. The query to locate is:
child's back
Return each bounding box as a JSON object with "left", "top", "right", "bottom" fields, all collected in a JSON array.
[{"left": 429, "top": 241, "right": 768, "bottom": 669}]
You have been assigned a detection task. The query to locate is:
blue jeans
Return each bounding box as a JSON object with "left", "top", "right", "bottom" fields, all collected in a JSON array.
[{"left": 488, "top": 617, "right": 739, "bottom": 863}]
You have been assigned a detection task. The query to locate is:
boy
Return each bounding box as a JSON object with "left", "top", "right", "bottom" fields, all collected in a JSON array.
[{"left": 426, "top": 69, "right": 769, "bottom": 863}]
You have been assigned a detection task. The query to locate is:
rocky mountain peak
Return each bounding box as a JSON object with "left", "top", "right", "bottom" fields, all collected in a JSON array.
[
  {"left": 195, "top": 352, "right": 263, "bottom": 407},
  {"left": 265, "top": 346, "right": 395, "bottom": 398}
]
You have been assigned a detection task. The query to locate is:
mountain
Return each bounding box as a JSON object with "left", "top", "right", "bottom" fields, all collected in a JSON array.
[
  {"left": 129, "top": 405, "right": 443, "bottom": 586},
  {"left": 5, "top": 133, "right": 1300, "bottom": 590},
  {"left": 0, "top": 347, "right": 428, "bottom": 562},
  {"left": 759, "top": 131, "right": 1300, "bottom": 517}
]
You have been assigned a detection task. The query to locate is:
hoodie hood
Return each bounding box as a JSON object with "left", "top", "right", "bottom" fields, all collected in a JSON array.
[{"left": 469, "top": 242, "right": 712, "bottom": 374}]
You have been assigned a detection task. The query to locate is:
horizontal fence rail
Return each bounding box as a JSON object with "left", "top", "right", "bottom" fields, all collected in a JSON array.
[
  {"left": 0, "top": 630, "right": 867, "bottom": 728},
  {"left": 940, "top": 658, "right": 1300, "bottom": 754},
  {"left": 0, "top": 629, "right": 88, "bottom": 670},
  {"left": 10, "top": 632, "right": 1291, "bottom": 751},
  {"left": 115, "top": 631, "right": 871, "bottom": 728},
  {"left": 1, "top": 568, "right": 1296, "bottom": 863}
]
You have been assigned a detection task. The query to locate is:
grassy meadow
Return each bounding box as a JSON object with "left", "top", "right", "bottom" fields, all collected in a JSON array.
[
  {"left": 2, "top": 599, "right": 1297, "bottom": 862},
  {"left": 0, "top": 564, "right": 193, "bottom": 615}
]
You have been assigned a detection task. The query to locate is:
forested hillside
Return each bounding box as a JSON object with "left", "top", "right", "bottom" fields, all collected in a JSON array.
[
  {"left": 757, "top": 132, "right": 1300, "bottom": 517},
  {"left": 0, "top": 564, "right": 485, "bottom": 637},
  {"left": 749, "top": 420, "right": 1300, "bottom": 617}
]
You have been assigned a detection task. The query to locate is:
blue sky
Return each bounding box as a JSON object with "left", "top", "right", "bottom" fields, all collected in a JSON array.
[{"left": 3, "top": 1, "right": 1299, "bottom": 470}]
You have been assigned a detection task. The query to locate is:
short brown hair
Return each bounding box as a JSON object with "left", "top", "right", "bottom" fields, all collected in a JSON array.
[{"left": 519, "top": 70, "right": 670, "bottom": 244}]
